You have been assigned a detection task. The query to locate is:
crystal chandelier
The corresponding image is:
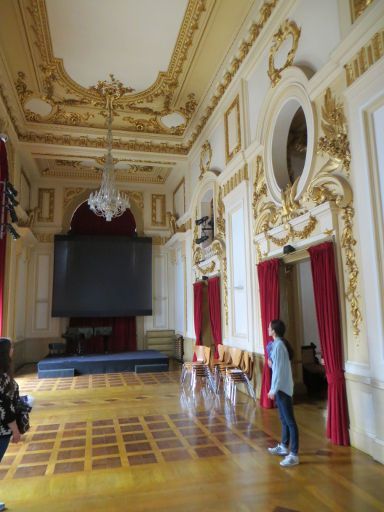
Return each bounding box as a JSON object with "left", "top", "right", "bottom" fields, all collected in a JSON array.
[{"left": 88, "top": 76, "right": 131, "bottom": 222}]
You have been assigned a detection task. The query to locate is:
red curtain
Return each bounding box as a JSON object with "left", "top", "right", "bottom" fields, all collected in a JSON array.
[
  {"left": 70, "top": 317, "right": 136, "bottom": 353},
  {"left": 308, "top": 242, "right": 350, "bottom": 445},
  {"left": 0, "top": 140, "right": 8, "bottom": 335},
  {"left": 70, "top": 201, "right": 136, "bottom": 236},
  {"left": 207, "top": 276, "right": 222, "bottom": 359},
  {"left": 69, "top": 201, "right": 137, "bottom": 351},
  {"left": 257, "top": 259, "right": 280, "bottom": 408},
  {"left": 193, "top": 281, "right": 204, "bottom": 347}
]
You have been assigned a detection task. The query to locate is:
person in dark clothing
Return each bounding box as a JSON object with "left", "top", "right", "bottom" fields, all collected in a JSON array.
[{"left": 0, "top": 337, "right": 21, "bottom": 510}]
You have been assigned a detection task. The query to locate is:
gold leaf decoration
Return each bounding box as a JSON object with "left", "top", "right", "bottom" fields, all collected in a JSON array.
[{"left": 318, "top": 88, "right": 351, "bottom": 174}]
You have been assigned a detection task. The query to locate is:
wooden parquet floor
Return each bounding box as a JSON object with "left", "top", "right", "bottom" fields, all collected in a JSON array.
[{"left": 1, "top": 367, "right": 384, "bottom": 512}]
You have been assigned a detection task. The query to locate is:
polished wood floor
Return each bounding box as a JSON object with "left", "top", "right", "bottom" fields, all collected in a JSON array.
[{"left": 1, "top": 366, "right": 384, "bottom": 512}]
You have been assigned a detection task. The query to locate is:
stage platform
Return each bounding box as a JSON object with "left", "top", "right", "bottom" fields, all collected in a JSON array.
[{"left": 37, "top": 350, "right": 169, "bottom": 378}]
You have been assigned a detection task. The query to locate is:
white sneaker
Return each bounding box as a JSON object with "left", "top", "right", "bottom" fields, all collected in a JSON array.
[
  {"left": 268, "top": 443, "right": 289, "bottom": 456},
  {"left": 0, "top": 502, "right": 5, "bottom": 511},
  {"left": 280, "top": 453, "right": 299, "bottom": 467}
]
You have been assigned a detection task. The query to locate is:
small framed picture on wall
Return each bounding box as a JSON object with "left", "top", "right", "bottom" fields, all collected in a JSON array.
[{"left": 224, "top": 95, "right": 241, "bottom": 163}]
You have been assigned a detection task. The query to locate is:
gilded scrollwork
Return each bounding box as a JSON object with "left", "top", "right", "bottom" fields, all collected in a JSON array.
[
  {"left": 216, "top": 187, "right": 225, "bottom": 242},
  {"left": 318, "top": 88, "right": 351, "bottom": 174},
  {"left": 21, "top": 0, "right": 206, "bottom": 136},
  {"left": 265, "top": 216, "right": 318, "bottom": 247},
  {"left": 341, "top": 205, "right": 362, "bottom": 337},
  {"left": 268, "top": 20, "right": 301, "bottom": 87}
]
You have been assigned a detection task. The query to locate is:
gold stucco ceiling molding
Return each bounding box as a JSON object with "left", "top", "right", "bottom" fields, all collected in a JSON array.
[
  {"left": 24, "top": 0, "right": 205, "bottom": 133},
  {"left": 19, "top": 131, "right": 188, "bottom": 155},
  {"left": 268, "top": 20, "right": 301, "bottom": 87},
  {"left": 186, "top": 0, "right": 278, "bottom": 150}
]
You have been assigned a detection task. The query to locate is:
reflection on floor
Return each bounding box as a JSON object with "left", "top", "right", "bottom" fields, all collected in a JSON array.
[{"left": 1, "top": 367, "right": 383, "bottom": 512}]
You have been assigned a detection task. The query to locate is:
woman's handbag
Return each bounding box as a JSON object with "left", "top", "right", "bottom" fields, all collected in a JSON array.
[{"left": 15, "top": 395, "right": 32, "bottom": 434}]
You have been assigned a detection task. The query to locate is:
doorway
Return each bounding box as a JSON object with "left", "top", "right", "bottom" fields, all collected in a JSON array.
[{"left": 279, "top": 257, "right": 327, "bottom": 398}]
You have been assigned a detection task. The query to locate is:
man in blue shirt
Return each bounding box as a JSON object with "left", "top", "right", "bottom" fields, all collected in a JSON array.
[{"left": 267, "top": 319, "right": 299, "bottom": 467}]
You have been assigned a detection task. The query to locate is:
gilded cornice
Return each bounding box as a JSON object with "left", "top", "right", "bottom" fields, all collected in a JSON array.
[
  {"left": 223, "top": 164, "right": 248, "bottom": 197},
  {"left": 40, "top": 162, "right": 170, "bottom": 184},
  {"left": 19, "top": 131, "right": 188, "bottom": 154},
  {"left": 186, "top": 0, "right": 278, "bottom": 150},
  {"left": 345, "top": 29, "right": 384, "bottom": 86},
  {"left": 351, "top": 0, "right": 374, "bottom": 22}
]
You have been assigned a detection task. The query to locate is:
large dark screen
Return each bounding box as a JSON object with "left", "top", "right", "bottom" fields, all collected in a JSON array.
[{"left": 52, "top": 235, "right": 152, "bottom": 317}]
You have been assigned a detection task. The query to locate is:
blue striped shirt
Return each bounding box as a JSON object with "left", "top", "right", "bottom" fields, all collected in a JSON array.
[{"left": 269, "top": 338, "right": 294, "bottom": 397}]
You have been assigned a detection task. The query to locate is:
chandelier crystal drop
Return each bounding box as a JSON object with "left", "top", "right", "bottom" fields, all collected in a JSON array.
[{"left": 88, "top": 81, "right": 130, "bottom": 222}]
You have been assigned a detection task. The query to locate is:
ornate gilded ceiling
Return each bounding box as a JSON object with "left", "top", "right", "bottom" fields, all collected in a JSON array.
[{"left": 0, "top": 0, "right": 277, "bottom": 183}]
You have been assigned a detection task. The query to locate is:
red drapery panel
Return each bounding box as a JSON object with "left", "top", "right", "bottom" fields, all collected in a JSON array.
[
  {"left": 257, "top": 258, "right": 280, "bottom": 409},
  {"left": 69, "top": 317, "right": 136, "bottom": 353},
  {"left": 308, "top": 242, "right": 350, "bottom": 446},
  {"left": 0, "top": 140, "right": 8, "bottom": 335},
  {"left": 70, "top": 201, "right": 136, "bottom": 236},
  {"left": 69, "top": 201, "right": 137, "bottom": 351},
  {"left": 193, "top": 281, "right": 204, "bottom": 346},
  {"left": 208, "top": 276, "right": 222, "bottom": 359}
]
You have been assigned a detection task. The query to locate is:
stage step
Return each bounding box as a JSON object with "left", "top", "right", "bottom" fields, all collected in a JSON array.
[
  {"left": 135, "top": 364, "right": 169, "bottom": 373},
  {"left": 145, "top": 330, "right": 175, "bottom": 358},
  {"left": 38, "top": 368, "right": 75, "bottom": 379}
]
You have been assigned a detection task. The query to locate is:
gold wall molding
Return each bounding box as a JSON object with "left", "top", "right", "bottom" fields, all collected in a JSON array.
[
  {"left": 223, "top": 164, "right": 248, "bottom": 197},
  {"left": 63, "top": 187, "right": 84, "bottom": 208},
  {"left": 151, "top": 194, "right": 166, "bottom": 226},
  {"left": 152, "top": 236, "right": 168, "bottom": 246},
  {"left": 350, "top": 0, "right": 374, "bottom": 22},
  {"left": 19, "top": 131, "right": 188, "bottom": 155},
  {"left": 268, "top": 20, "right": 301, "bottom": 87},
  {"left": 318, "top": 88, "right": 351, "bottom": 174},
  {"left": 265, "top": 215, "right": 317, "bottom": 246},
  {"left": 345, "top": 29, "right": 384, "bottom": 86},
  {"left": 173, "top": 178, "right": 186, "bottom": 217},
  {"left": 39, "top": 165, "right": 169, "bottom": 184},
  {"left": 199, "top": 140, "right": 212, "bottom": 180},
  {"left": 252, "top": 88, "right": 362, "bottom": 338},
  {"left": 186, "top": 0, "right": 278, "bottom": 150},
  {"left": 224, "top": 95, "right": 241, "bottom": 163},
  {"left": 37, "top": 188, "right": 54, "bottom": 222},
  {"left": 216, "top": 187, "right": 226, "bottom": 243},
  {"left": 341, "top": 205, "right": 362, "bottom": 338},
  {"left": 128, "top": 191, "right": 144, "bottom": 210},
  {"left": 35, "top": 232, "right": 54, "bottom": 243}
]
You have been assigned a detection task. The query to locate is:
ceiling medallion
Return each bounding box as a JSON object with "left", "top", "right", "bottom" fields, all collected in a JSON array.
[{"left": 268, "top": 20, "right": 301, "bottom": 87}]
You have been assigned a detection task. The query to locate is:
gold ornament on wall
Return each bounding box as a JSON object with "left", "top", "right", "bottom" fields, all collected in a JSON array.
[
  {"left": 151, "top": 194, "right": 166, "bottom": 226},
  {"left": 318, "top": 88, "right": 351, "bottom": 174},
  {"left": 199, "top": 140, "right": 212, "bottom": 180},
  {"left": 268, "top": 20, "right": 301, "bottom": 87},
  {"left": 341, "top": 205, "right": 362, "bottom": 338}
]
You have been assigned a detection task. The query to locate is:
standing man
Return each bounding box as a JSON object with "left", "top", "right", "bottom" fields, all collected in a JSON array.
[{"left": 267, "top": 319, "right": 299, "bottom": 467}]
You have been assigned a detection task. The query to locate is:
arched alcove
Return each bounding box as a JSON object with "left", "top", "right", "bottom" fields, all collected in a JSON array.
[{"left": 70, "top": 201, "right": 136, "bottom": 236}]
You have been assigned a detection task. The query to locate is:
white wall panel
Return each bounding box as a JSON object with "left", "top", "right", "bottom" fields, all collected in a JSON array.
[{"left": 153, "top": 253, "right": 168, "bottom": 329}]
